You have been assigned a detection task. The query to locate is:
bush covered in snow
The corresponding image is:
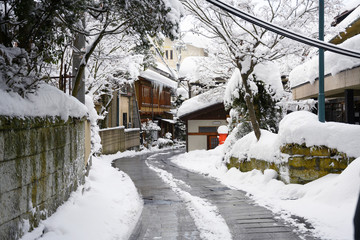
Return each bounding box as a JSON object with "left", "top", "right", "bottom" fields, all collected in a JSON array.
[{"left": 155, "top": 138, "right": 174, "bottom": 149}]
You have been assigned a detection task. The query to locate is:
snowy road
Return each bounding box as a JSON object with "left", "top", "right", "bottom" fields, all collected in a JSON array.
[{"left": 113, "top": 149, "right": 308, "bottom": 240}]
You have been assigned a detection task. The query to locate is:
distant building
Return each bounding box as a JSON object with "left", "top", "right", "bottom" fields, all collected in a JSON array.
[
  {"left": 135, "top": 68, "right": 178, "bottom": 137},
  {"left": 97, "top": 83, "right": 140, "bottom": 129},
  {"left": 178, "top": 87, "right": 228, "bottom": 151},
  {"left": 160, "top": 37, "right": 208, "bottom": 71}
]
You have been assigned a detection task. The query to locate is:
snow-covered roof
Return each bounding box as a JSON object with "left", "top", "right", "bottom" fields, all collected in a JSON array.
[
  {"left": 155, "top": 62, "right": 177, "bottom": 78},
  {"left": 139, "top": 69, "right": 177, "bottom": 90},
  {"left": 177, "top": 87, "right": 225, "bottom": 118},
  {"left": 289, "top": 34, "right": 360, "bottom": 88}
]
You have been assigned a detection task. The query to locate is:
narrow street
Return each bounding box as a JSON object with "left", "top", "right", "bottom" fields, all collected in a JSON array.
[{"left": 113, "top": 149, "right": 309, "bottom": 240}]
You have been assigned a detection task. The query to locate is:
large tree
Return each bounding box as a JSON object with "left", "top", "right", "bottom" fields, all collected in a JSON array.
[
  {"left": 71, "top": 0, "right": 183, "bottom": 97},
  {"left": 181, "top": 0, "right": 342, "bottom": 140},
  {"left": 0, "top": 0, "right": 86, "bottom": 95}
]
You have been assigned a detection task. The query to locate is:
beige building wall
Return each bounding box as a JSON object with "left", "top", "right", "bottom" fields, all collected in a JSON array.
[
  {"left": 187, "top": 119, "right": 228, "bottom": 151},
  {"left": 119, "top": 95, "right": 130, "bottom": 127},
  {"left": 160, "top": 38, "right": 207, "bottom": 69},
  {"left": 188, "top": 135, "right": 207, "bottom": 151}
]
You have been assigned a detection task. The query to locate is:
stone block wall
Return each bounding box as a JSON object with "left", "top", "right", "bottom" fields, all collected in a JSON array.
[
  {"left": 0, "top": 116, "right": 86, "bottom": 239},
  {"left": 227, "top": 144, "right": 355, "bottom": 184},
  {"left": 281, "top": 144, "right": 355, "bottom": 184}
]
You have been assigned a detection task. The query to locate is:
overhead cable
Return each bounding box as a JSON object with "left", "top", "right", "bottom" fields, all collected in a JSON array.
[{"left": 205, "top": 0, "right": 360, "bottom": 59}]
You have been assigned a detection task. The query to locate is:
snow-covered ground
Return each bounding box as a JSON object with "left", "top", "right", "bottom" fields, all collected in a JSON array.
[
  {"left": 20, "top": 153, "right": 143, "bottom": 240},
  {"left": 172, "top": 142, "right": 360, "bottom": 240}
]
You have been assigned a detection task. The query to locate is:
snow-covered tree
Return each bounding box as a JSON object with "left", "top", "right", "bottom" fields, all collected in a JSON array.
[
  {"left": 181, "top": 0, "right": 342, "bottom": 140},
  {"left": 71, "top": 0, "right": 184, "bottom": 97},
  {"left": 0, "top": 0, "right": 85, "bottom": 95}
]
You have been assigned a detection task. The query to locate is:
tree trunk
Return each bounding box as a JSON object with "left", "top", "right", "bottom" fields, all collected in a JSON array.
[
  {"left": 72, "top": 32, "right": 105, "bottom": 97},
  {"left": 236, "top": 61, "right": 261, "bottom": 141}
]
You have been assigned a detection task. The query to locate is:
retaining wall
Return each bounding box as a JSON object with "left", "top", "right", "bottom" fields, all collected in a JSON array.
[
  {"left": 227, "top": 144, "right": 355, "bottom": 184},
  {"left": 0, "top": 116, "right": 88, "bottom": 239}
]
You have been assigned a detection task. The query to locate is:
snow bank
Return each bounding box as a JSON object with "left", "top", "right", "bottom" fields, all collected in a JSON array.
[
  {"left": 21, "top": 154, "right": 143, "bottom": 240},
  {"left": 85, "top": 94, "right": 102, "bottom": 154},
  {"left": 229, "top": 130, "right": 281, "bottom": 163},
  {"left": 177, "top": 87, "right": 225, "bottom": 118},
  {"left": 0, "top": 83, "right": 87, "bottom": 121},
  {"left": 172, "top": 148, "right": 360, "bottom": 240},
  {"left": 278, "top": 111, "right": 360, "bottom": 158},
  {"left": 289, "top": 34, "right": 360, "bottom": 88}
]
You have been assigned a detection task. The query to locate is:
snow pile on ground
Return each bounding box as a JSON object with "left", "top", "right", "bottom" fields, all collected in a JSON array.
[
  {"left": 85, "top": 94, "right": 102, "bottom": 154},
  {"left": 0, "top": 83, "right": 87, "bottom": 120},
  {"left": 177, "top": 87, "right": 225, "bottom": 117},
  {"left": 229, "top": 130, "right": 282, "bottom": 163},
  {"left": 229, "top": 111, "right": 360, "bottom": 162},
  {"left": 20, "top": 154, "right": 143, "bottom": 240},
  {"left": 289, "top": 34, "right": 360, "bottom": 88},
  {"left": 172, "top": 146, "right": 360, "bottom": 240}
]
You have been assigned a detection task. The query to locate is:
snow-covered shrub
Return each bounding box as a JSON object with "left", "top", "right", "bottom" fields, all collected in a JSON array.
[
  {"left": 141, "top": 120, "right": 161, "bottom": 147},
  {"left": 165, "top": 132, "right": 172, "bottom": 139},
  {"left": 223, "top": 121, "right": 252, "bottom": 163},
  {"left": 155, "top": 138, "right": 174, "bottom": 149},
  {"left": 0, "top": 45, "right": 39, "bottom": 96}
]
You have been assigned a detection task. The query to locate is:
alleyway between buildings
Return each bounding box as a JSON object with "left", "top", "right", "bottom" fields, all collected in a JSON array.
[{"left": 113, "top": 149, "right": 311, "bottom": 240}]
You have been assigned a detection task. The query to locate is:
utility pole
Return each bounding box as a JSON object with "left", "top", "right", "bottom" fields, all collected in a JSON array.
[{"left": 318, "top": 0, "right": 325, "bottom": 122}]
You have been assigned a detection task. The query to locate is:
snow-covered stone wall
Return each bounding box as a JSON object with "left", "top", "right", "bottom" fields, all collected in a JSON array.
[{"left": 0, "top": 116, "right": 87, "bottom": 239}]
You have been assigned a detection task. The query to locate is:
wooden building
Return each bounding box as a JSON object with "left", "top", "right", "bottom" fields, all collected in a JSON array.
[{"left": 135, "top": 68, "right": 177, "bottom": 137}]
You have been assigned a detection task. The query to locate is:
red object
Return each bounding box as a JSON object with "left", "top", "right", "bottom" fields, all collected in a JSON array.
[{"left": 218, "top": 133, "right": 228, "bottom": 145}]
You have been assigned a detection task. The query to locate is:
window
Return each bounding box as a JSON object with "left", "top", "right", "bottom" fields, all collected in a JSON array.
[
  {"left": 170, "top": 50, "right": 173, "bottom": 60},
  {"left": 165, "top": 50, "right": 169, "bottom": 59},
  {"left": 142, "top": 85, "right": 151, "bottom": 104}
]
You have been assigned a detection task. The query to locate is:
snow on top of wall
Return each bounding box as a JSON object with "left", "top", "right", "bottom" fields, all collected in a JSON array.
[
  {"left": 289, "top": 34, "right": 360, "bottom": 88},
  {"left": 139, "top": 69, "right": 177, "bottom": 90},
  {"left": 278, "top": 111, "right": 360, "bottom": 158},
  {"left": 228, "top": 111, "right": 360, "bottom": 163},
  {"left": 177, "top": 87, "right": 225, "bottom": 118},
  {"left": 0, "top": 83, "right": 87, "bottom": 121}
]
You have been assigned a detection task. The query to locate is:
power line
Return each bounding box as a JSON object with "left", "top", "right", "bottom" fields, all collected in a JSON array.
[{"left": 205, "top": 0, "right": 360, "bottom": 59}]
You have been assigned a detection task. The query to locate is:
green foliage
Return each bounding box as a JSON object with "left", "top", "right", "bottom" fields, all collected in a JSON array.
[{"left": 233, "top": 76, "right": 281, "bottom": 133}]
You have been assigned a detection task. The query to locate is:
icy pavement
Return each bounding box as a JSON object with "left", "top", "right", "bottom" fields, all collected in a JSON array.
[{"left": 113, "top": 149, "right": 307, "bottom": 240}]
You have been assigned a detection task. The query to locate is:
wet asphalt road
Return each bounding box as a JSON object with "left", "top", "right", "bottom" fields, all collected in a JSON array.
[{"left": 113, "top": 148, "right": 313, "bottom": 240}]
